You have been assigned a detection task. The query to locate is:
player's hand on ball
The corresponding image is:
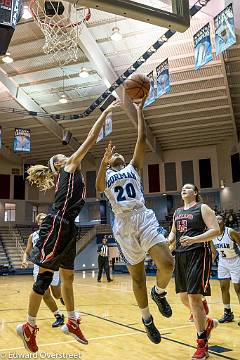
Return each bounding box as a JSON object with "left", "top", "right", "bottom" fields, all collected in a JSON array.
[
  {"left": 103, "top": 142, "right": 115, "bottom": 165},
  {"left": 133, "top": 97, "right": 146, "bottom": 111}
]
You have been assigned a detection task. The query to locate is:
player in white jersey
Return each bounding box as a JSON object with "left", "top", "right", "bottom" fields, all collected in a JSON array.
[
  {"left": 96, "top": 98, "right": 174, "bottom": 344},
  {"left": 212, "top": 215, "right": 240, "bottom": 325},
  {"left": 22, "top": 213, "right": 65, "bottom": 328}
]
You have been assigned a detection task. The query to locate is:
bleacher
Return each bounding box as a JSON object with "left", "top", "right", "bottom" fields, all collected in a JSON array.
[
  {"left": 0, "top": 226, "right": 27, "bottom": 270},
  {"left": 16, "top": 224, "right": 38, "bottom": 245},
  {"left": 0, "top": 234, "right": 11, "bottom": 274}
]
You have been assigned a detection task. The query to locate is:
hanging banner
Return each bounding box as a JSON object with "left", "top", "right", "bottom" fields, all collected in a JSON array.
[
  {"left": 104, "top": 112, "right": 112, "bottom": 138},
  {"left": 13, "top": 128, "right": 31, "bottom": 152},
  {"left": 156, "top": 59, "right": 171, "bottom": 98},
  {"left": 96, "top": 113, "right": 113, "bottom": 143},
  {"left": 214, "top": 3, "right": 236, "bottom": 56},
  {"left": 96, "top": 126, "right": 104, "bottom": 143},
  {"left": 194, "top": 23, "right": 213, "bottom": 70},
  {"left": 144, "top": 71, "right": 156, "bottom": 108}
]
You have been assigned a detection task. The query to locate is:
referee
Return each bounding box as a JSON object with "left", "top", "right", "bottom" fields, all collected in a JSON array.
[{"left": 97, "top": 239, "right": 113, "bottom": 282}]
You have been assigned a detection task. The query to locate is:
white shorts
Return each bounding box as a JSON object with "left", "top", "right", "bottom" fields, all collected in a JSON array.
[
  {"left": 33, "top": 265, "right": 60, "bottom": 286},
  {"left": 113, "top": 207, "right": 167, "bottom": 265},
  {"left": 218, "top": 256, "right": 240, "bottom": 284}
]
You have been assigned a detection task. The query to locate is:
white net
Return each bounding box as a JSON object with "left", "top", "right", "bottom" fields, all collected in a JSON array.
[{"left": 29, "top": 0, "right": 91, "bottom": 66}]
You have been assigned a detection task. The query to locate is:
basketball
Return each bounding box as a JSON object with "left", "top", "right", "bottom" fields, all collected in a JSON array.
[{"left": 124, "top": 73, "right": 150, "bottom": 99}]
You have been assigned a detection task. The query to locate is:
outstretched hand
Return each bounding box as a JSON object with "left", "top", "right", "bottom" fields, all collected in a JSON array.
[
  {"left": 103, "top": 142, "right": 115, "bottom": 165},
  {"left": 105, "top": 100, "right": 121, "bottom": 114},
  {"left": 132, "top": 97, "right": 146, "bottom": 111}
]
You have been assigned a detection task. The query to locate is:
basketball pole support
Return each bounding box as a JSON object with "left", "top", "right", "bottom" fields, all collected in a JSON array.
[{"left": 76, "top": 0, "right": 190, "bottom": 32}]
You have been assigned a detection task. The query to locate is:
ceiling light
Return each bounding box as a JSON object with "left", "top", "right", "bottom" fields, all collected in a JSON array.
[
  {"left": 79, "top": 68, "right": 89, "bottom": 78},
  {"left": 22, "top": 5, "right": 32, "bottom": 19},
  {"left": 2, "top": 53, "right": 13, "bottom": 64},
  {"left": 59, "top": 94, "right": 68, "bottom": 104},
  {"left": 111, "top": 27, "right": 122, "bottom": 41}
]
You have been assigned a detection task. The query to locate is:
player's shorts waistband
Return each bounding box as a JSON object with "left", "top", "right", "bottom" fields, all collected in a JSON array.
[{"left": 115, "top": 205, "right": 147, "bottom": 217}]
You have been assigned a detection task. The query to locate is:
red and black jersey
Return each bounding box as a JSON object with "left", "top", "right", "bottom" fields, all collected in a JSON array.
[
  {"left": 174, "top": 203, "right": 206, "bottom": 252},
  {"left": 51, "top": 167, "right": 85, "bottom": 220}
]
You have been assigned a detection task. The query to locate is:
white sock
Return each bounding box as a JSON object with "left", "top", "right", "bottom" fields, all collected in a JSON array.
[
  {"left": 54, "top": 310, "right": 61, "bottom": 317},
  {"left": 224, "top": 304, "right": 231, "bottom": 310},
  {"left": 27, "top": 315, "right": 36, "bottom": 327},
  {"left": 140, "top": 307, "right": 151, "bottom": 322},
  {"left": 68, "top": 311, "right": 77, "bottom": 320},
  {"left": 155, "top": 286, "right": 166, "bottom": 295}
]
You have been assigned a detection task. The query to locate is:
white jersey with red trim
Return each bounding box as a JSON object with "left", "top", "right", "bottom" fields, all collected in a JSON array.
[
  {"left": 212, "top": 227, "right": 240, "bottom": 259},
  {"left": 104, "top": 163, "right": 145, "bottom": 215}
]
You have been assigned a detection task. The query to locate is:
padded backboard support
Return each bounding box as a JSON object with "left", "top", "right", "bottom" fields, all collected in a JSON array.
[{"left": 75, "top": 0, "right": 190, "bottom": 32}]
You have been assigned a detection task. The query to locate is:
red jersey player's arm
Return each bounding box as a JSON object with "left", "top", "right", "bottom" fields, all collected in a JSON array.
[{"left": 65, "top": 101, "right": 121, "bottom": 172}]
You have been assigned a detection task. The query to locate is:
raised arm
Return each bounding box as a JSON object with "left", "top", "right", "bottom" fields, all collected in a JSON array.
[
  {"left": 65, "top": 101, "right": 120, "bottom": 172},
  {"left": 96, "top": 142, "right": 115, "bottom": 193},
  {"left": 130, "top": 99, "right": 146, "bottom": 170},
  {"left": 21, "top": 234, "right": 33, "bottom": 268}
]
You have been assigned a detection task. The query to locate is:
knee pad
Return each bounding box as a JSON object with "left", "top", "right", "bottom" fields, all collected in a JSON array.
[{"left": 33, "top": 271, "right": 53, "bottom": 295}]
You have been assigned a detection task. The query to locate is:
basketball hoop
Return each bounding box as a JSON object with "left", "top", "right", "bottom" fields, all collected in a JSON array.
[{"left": 29, "top": 0, "right": 91, "bottom": 66}]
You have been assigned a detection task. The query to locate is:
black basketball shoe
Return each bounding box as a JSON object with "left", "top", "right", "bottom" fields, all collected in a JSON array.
[
  {"left": 142, "top": 316, "right": 161, "bottom": 344},
  {"left": 52, "top": 314, "right": 65, "bottom": 328},
  {"left": 151, "top": 287, "right": 172, "bottom": 318},
  {"left": 218, "top": 310, "right": 234, "bottom": 323}
]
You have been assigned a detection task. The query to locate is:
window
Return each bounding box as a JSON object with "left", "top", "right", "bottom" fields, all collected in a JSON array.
[
  {"left": 32, "top": 206, "right": 38, "bottom": 223},
  {"left": 231, "top": 153, "right": 240, "bottom": 183},
  {"left": 199, "top": 159, "right": 212, "bottom": 188},
  {"left": 165, "top": 162, "right": 177, "bottom": 191},
  {"left": 148, "top": 164, "right": 160, "bottom": 193},
  {"left": 181, "top": 160, "right": 194, "bottom": 185},
  {"left": 4, "top": 203, "right": 16, "bottom": 222}
]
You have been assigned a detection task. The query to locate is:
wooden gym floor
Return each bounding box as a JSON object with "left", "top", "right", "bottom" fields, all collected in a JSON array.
[{"left": 0, "top": 273, "right": 239, "bottom": 359}]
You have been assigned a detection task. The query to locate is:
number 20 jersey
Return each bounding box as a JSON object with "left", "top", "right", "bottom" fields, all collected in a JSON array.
[{"left": 104, "top": 163, "right": 145, "bottom": 215}]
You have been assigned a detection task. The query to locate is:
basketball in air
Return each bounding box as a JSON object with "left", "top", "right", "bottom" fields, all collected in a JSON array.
[{"left": 124, "top": 73, "right": 150, "bottom": 99}]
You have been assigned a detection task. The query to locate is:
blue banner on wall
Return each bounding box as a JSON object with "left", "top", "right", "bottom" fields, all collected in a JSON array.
[
  {"left": 214, "top": 3, "right": 236, "bottom": 56},
  {"left": 156, "top": 59, "right": 171, "bottom": 98},
  {"left": 96, "top": 113, "right": 112, "bottom": 143},
  {"left": 194, "top": 23, "right": 213, "bottom": 70},
  {"left": 13, "top": 128, "right": 31, "bottom": 152},
  {"left": 144, "top": 71, "right": 156, "bottom": 108}
]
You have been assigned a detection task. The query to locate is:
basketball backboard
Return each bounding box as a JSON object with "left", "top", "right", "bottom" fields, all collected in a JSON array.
[{"left": 76, "top": 0, "right": 190, "bottom": 32}]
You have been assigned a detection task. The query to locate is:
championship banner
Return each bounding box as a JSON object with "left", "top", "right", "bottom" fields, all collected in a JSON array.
[
  {"left": 104, "top": 112, "right": 112, "bottom": 138},
  {"left": 194, "top": 23, "right": 213, "bottom": 70},
  {"left": 96, "top": 126, "right": 104, "bottom": 143},
  {"left": 13, "top": 128, "right": 31, "bottom": 152},
  {"left": 144, "top": 71, "right": 156, "bottom": 108},
  {"left": 156, "top": 59, "right": 171, "bottom": 98},
  {"left": 214, "top": 3, "right": 236, "bottom": 56},
  {"left": 96, "top": 113, "right": 112, "bottom": 143}
]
